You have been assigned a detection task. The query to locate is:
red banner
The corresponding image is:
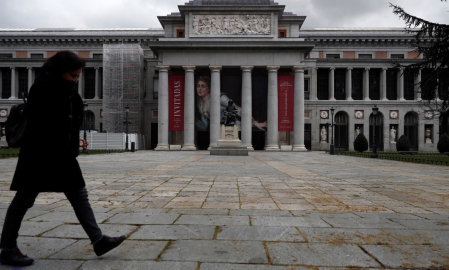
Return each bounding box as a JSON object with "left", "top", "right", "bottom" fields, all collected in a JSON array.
[
  {"left": 278, "top": 76, "right": 294, "bottom": 131},
  {"left": 169, "top": 75, "right": 185, "bottom": 131}
]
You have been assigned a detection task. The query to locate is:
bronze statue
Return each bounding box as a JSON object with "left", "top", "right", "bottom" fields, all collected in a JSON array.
[{"left": 221, "top": 100, "right": 238, "bottom": 126}]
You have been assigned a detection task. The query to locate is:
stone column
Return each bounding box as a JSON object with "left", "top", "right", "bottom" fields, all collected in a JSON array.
[
  {"left": 293, "top": 66, "right": 307, "bottom": 152},
  {"left": 155, "top": 66, "right": 170, "bottom": 151},
  {"left": 182, "top": 66, "right": 196, "bottom": 150},
  {"left": 346, "top": 67, "right": 353, "bottom": 101},
  {"left": 398, "top": 68, "right": 405, "bottom": 101},
  {"left": 363, "top": 68, "right": 370, "bottom": 100},
  {"left": 0, "top": 69, "right": 3, "bottom": 99},
  {"left": 415, "top": 69, "right": 422, "bottom": 101},
  {"left": 329, "top": 67, "right": 335, "bottom": 100},
  {"left": 94, "top": 67, "right": 100, "bottom": 99},
  {"left": 381, "top": 67, "right": 388, "bottom": 100},
  {"left": 241, "top": 66, "right": 254, "bottom": 150},
  {"left": 78, "top": 69, "right": 84, "bottom": 98},
  {"left": 265, "top": 66, "right": 280, "bottom": 151},
  {"left": 10, "top": 67, "right": 17, "bottom": 99},
  {"left": 27, "top": 67, "right": 33, "bottom": 94},
  {"left": 209, "top": 66, "right": 222, "bottom": 149},
  {"left": 310, "top": 68, "right": 318, "bottom": 100}
]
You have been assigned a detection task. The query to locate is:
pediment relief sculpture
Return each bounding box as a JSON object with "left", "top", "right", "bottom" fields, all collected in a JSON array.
[{"left": 192, "top": 15, "right": 271, "bottom": 35}]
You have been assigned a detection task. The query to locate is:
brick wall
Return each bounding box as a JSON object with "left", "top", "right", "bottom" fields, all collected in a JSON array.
[
  {"left": 407, "top": 52, "right": 420, "bottom": 59},
  {"left": 319, "top": 51, "right": 323, "bottom": 58},
  {"left": 16, "top": 51, "right": 27, "bottom": 58},
  {"left": 47, "top": 51, "right": 57, "bottom": 58},
  {"left": 78, "top": 51, "right": 90, "bottom": 58},
  {"left": 375, "top": 52, "right": 387, "bottom": 59},
  {"left": 343, "top": 51, "right": 355, "bottom": 59}
]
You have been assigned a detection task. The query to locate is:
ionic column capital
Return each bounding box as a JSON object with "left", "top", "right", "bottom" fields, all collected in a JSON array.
[
  {"left": 292, "top": 66, "right": 307, "bottom": 72},
  {"left": 330, "top": 67, "right": 336, "bottom": 70},
  {"left": 365, "top": 67, "right": 370, "bottom": 71},
  {"left": 157, "top": 66, "right": 170, "bottom": 72},
  {"left": 347, "top": 67, "right": 353, "bottom": 70},
  {"left": 182, "top": 66, "right": 196, "bottom": 71},
  {"left": 27, "top": 66, "right": 33, "bottom": 70},
  {"left": 94, "top": 67, "right": 100, "bottom": 70},
  {"left": 240, "top": 66, "right": 254, "bottom": 71},
  {"left": 209, "top": 66, "right": 222, "bottom": 71},
  {"left": 266, "top": 66, "right": 280, "bottom": 72},
  {"left": 10, "top": 66, "right": 15, "bottom": 70},
  {"left": 382, "top": 67, "right": 388, "bottom": 71}
]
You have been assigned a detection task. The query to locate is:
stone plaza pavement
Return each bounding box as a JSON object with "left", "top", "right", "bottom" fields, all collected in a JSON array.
[{"left": 0, "top": 151, "right": 449, "bottom": 269}]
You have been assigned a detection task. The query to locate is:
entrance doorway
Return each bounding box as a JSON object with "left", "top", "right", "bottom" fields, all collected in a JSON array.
[
  {"left": 150, "top": 123, "right": 158, "bottom": 149},
  {"left": 404, "top": 112, "right": 419, "bottom": 151},
  {"left": 305, "top": 124, "right": 311, "bottom": 150},
  {"left": 335, "top": 112, "right": 349, "bottom": 151}
]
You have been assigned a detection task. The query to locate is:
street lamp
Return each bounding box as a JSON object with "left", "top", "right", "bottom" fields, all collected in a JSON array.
[
  {"left": 330, "top": 107, "right": 335, "bottom": 155},
  {"left": 371, "top": 105, "right": 379, "bottom": 158},
  {"left": 125, "top": 105, "right": 129, "bottom": 151},
  {"left": 83, "top": 101, "right": 88, "bottom": 153}
]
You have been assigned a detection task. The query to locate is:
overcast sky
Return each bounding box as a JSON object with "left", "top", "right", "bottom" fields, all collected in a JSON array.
[{"left": 0, "top": 0, "right": 448, "bottom": 29}]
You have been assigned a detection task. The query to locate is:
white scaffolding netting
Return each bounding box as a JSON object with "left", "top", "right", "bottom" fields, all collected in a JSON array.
[{"left": 102, "top": 44, "right": 144, "bottom": 134}]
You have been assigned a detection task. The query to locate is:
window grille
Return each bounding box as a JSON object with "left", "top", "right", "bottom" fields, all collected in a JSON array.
[
  {"left": 1, "top": 68, "right": 12, "bottom": 98},
  {"left": 358, "top": 54, "right": 372, "bottom": 59},
  {"left": 30, "top": 54, "right": 44, "bottom": 58},
  {"left": 326, "top": 54, "right": 340, "bottom": 59},
  {"left": 386, "top": 69, "right": 397, "bottom": 100},
  {"left": 334, "top": 69, "right": 346, "bottom": 100},
  {"left": 352, "top": 69, "right": 363, "bottom": 100},
  {"left": 0, "top": 54, "right": 12, "bottom": 59},
  {"left": 391, "top": 54, "right": 404, "bottom": 59},
  {"left": 404, "top": 69, "right": 415, "bottom": 100},
  {"left": 317, "top": 69, "right": 329, "bottom": 100},
  {"left": 18, "top": 68, "right": 28, "bottom": 96},
  {"left": 84, "top": 69, "right": 96, "bottom": 99},
  {"left": 369, "top": 69, "right": 380, "bottom": 100}
]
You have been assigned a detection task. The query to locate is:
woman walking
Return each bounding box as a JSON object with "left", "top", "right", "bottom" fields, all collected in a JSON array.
[{"left": 0, "top": 51, "right": 125, "bottom": 266}]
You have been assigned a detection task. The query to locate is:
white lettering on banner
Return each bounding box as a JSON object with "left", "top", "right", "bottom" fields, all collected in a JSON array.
[{"left": 173, "top": 81, "right": 182, "bottom": 117}]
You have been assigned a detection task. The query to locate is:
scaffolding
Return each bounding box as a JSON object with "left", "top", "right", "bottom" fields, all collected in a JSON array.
[{"left": 102, "top": 44, "right": 144, "bottom": 134}]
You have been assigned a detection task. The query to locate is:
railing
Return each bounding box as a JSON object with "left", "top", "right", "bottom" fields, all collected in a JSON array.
[{"left": 337, "top": 151, "right": 449, "bottom": 166}]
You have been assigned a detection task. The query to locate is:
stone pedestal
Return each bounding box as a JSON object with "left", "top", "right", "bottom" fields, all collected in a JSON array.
[
  {"left": 211, "top": 125, "right": 248, "bottom": 156},
  {"left": 425, "top": 138, "right": 432, "bottom": 144},
  {"left": 319, "top": 142, "right": 329, "bottom": 151}
]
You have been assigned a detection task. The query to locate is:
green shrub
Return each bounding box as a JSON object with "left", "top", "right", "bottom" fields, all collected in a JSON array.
[
  {"left": 437, "top": 133, "right": 449, "bottom": 153},
  {"left": 354, "top": 133, "right": 368, "bottom": 152},
  {"left": 396, "top": 135, "right": 410, "bottom": 151}
]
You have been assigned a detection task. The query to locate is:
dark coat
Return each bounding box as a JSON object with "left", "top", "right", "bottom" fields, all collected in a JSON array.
[{"left": 10, "top": 73, "right": 86, "bottom": 192}]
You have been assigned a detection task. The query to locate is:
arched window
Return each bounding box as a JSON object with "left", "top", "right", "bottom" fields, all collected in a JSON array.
[
  {"left": 85, "top": 110, "right": 95, "bottom": 130},
  {"left": 404, "top": 112, "right": 419, "bottom": 150},
  {"left": 369, "top": 112, "right": 384, "bottom": 151},
  {"left": 335, "top": 111, "right": 349, "bottom": 151}
]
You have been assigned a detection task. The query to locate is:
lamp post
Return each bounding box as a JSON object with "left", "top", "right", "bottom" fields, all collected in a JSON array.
[
  {"left": 125, "top": 105, "right": 129, "bottom": 151},
  {"left": 83, "top": 101, "right": 88, "bottom": 153},
  {"left": 371, "top": 105, "right": 379, "bottom": 158},
  {"left": 330, "top": 107, "right": 335, "bottom": 155}
]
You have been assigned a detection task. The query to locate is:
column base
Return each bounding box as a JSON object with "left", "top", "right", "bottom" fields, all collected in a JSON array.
[
  {"left": 292, "top": 145, "right": 308, "bottom": 152},
  {"left": 93, "top": 96, "right": 100, "bottom": 100},
  {"left": 155, "top": 145, "right": 170, "bottom": 151},
  {"left": 181, "top": 145, "right": 197, "bottom": 151},
  {"left": 245, "top": 146, "right": 254, "bottom": 151},
  {"left": 329, "top": 98, "right": 336, "bottom": 101},
  {"left": 399, "top": 98, "right": 406, "bottom": 101},
  {"left": 264, "top": 145, "right": 280, "bottom": 151},
  {"left": 346, "top": 98, "right": 353, "bottom": 101},
  {"left": 9, "top": 96, "right": 17, "bottom": 99},
  {"left": 381, "top": 98, "right": 388, "bottom": 101},
  {"left": 364, "top": 98, "right": 371, "bottom": 101}
]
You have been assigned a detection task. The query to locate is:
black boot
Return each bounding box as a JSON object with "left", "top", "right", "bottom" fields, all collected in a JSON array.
[
  {"left": 93, "top": 235, "right": 126, "bottom": 256},
  {"left": 0, "top": 248, "right": 34, "bottom": 266}
]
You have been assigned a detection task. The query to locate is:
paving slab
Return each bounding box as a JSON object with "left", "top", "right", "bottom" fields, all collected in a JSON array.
[
  {"left": 41, "top": 224, "right": 137, "bottom": 239},
  {"left": 229, "top": 210, "right": 292, "bottom": 217},
  {"left": 16, "top": 236, "right": 77, "bottom": 259},
  {"left": 321, "top": 217, "right": 407, "bottom": 229},
  {"left": 267, "top": 242, "right": 380, "bottom": 267},
  {"left": 162, "top": 240, "right": 268, "bottom": 264},
  {"left": 362, "top": 244, "right": 449, "bottom": 269},
  {"left": 130, "top": 225, "right": 216, "bottom": 240},
  {"left": 16, "top": 221, "right": 64, "bottom": 236},
  {"left": 79, "top": 260, "right": 198, "bottom": 270},
  {"left": 390, "top": 218, "right": 449, "bottom": 230},
  {"left": 217, "top": 226, "right": 305, "bottom": 242},
  {"left": 300, "top": 228, "right": 403, "bottom": 245},
  {"left": 381, "top": 228, "right": 449, "bottom": 245},
  {"left": 251, "top": 216, "right": 330, "bottom": 227},
  {"left": 29, "top": 212, "right": 113, "bottom": 224},
  {"left": 175, "top": 215, "right": 249, "bottom": 226},
  {"left": 200, "top": 263, "right": 311, "bottom": 270},
  {"left": 0, "top": 260, "right": 83, "bottom": 270},
  {"left": 104, "top": 213, "right": 180, "bottom": 225},
  {"left": 50, "top": 239, "right": 167, "bottom": 260}
]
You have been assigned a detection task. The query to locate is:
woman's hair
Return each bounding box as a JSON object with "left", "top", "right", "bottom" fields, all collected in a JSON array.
[
  {"left": 42, "top": 51, "right": 86, "bottom": 76},
  {"left": 196, "top": 76, "right": 211, "bottom": 89}
]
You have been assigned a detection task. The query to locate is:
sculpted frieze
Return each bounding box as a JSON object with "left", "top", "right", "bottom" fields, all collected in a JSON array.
[{"left": 192, "top": 15, "right": 271, "bottom": 35}]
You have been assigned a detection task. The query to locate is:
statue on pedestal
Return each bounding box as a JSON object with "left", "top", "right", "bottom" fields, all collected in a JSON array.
[
  {"left": 425, "top": 128, "right": 432, "bottom": 144},
  {"left": 355, "top": 126, "right": 361, "bottom": 139},
  {"left": 221, "top": 100, "right": 238, "bottom": 126},
  {"left": 390, "top": 126, "right": 396, "bottom": 143},
  {"left": 320, "top": 126, "right": 327, "bottom": 143}
]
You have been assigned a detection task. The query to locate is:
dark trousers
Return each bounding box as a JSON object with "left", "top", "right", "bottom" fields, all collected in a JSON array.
[{"left": 0, "top": 187, "right": 103, "bottom": 250}]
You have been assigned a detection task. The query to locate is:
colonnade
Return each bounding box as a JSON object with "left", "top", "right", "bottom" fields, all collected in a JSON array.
[
  {"left": 155, "top": 65, "right": 307, "bottom": 151},
  {"left": 311, "top": 67, "right": 422, "bottom": 101}
]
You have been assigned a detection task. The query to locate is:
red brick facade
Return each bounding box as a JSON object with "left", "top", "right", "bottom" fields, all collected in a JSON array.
[
  {"left": 375, "top": 51, "right": 387, "bottom": 59},
  {"left": 78, "top": 51, "right": 90, "bottom": 58},
  {"left": 407, "top": 52, "right": 420, "bottom": 59},
  {"left": 47, "top": 51, "right": 57, "bottom": 58},
  {"left": 343, "top": 51, "right": 355, "bottom": 59},
  {"left": 16, "top": 51, "right": 27, "bottom": 58}
]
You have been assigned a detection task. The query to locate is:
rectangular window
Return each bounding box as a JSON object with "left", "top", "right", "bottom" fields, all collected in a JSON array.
[
  {"left": 304, "top": 78, "right": 310, "bottom": 100},
  {"left": 334, "top": 69, "right": 346, "bottom": 100},
  {"left": 317, "top": 69, "right": 329, "bottom": 100},
  {"left": 84, "top": 69, "right": 96, "bottom": 99},
  {"left": 1, "top": 68, "right": 12, "bottom": 98},
  {"left": 369, "top": 69, "right": 380, "bottom": 100},
  {"left": 391, "top": 54, "right": 405, "bottom": 59},
  {"left": 326, "top": 54, "right": 340, "bottom": 59},
  {"left": 404, "top": 69, "right": 415, "bottom": 100},
  {"left": 278, "top": 30, "right": 287, "bottom": 38},
  {"left": 358, "top": 54, "right": 372, "bottom": 59},
  {"left": 92, "top": 54, "right": 103, "bottom": 59},
  {"left": 352, "top": 69, "right": 363, "bottom": 100},
  {"left": 30, "top": 53, "right": 44, "bottom": 58},
  {"left": 386, "top": 69, "right": 398, "bottom": 100},
  {"left": 177, "top": 29, "right": 185, "bottom": 38},
  {"left": 18, "top": 68, "right": 28, "bottom": 96},
  {"left": 0, "top": 54, "right": 13, "bottom": 59}
]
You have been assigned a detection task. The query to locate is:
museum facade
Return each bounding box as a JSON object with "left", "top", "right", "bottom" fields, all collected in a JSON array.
[{"left": 0, "top": 0, "right": 442, "bottom": 152}]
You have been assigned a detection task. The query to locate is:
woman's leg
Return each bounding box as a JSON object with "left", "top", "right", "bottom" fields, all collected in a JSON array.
[
  {"left": 0, "top": 190, "right": 39, "bottom": 250},
  {"left": 64, "top": 187, "right": 103, "bottom": 244}
]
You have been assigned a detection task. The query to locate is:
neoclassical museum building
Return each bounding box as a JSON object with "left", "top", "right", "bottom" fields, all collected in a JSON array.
[{"left": 0, "top": 0, "right": 443, "bottom": 152}]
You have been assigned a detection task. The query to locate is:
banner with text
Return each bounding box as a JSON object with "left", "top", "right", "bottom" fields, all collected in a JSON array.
[
  {"left": 278, "top": 76, "right": 294, "bottom": 131},
  {"left": 169, "top": 75, "right": 185, "bottom": 131}
]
